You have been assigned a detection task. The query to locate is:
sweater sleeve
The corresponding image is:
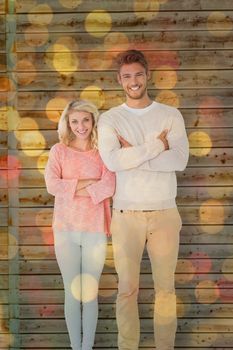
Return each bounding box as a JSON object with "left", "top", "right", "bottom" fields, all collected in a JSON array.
[
  {"left": 86, "top": 163, "right": 116, "bottom": 205},
  {"left": 140, "top": 111, "right": 189, "bottom": 172},
  {"left": 98, "top": 117, "right": 165, "bottom": 172},
  {"left": 44, "top": 144, "right": 77, "bottom": 198}
]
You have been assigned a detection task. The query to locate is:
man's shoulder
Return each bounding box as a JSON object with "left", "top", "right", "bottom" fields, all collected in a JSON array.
[
  {"left": 155, "top": 102, "right": 183, "bottom": 120},
  {"left": 99, "top": 105, "right": 123, "bottom": 123}
]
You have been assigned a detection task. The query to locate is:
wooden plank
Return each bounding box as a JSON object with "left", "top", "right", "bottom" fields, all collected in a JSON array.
[
  {"left": 16, "top": 70, "right": 233, "bottom": 90},
  {"left": 8, "top": 128, "right": 233, "bottom": 149},
  {"left": 8, "top": 187, "right": 233, "bottom": 208},
  {"left": 0, "top": 171, "right": 7, "bottom": 188},
  {"left": 0, "top": 53, "right": 6, "bottom": 72},
  {"left": 18, "top": 303, "right": 233, "bottom": 319},
  {"left": 0, "top": 260, "right": 7, "bottom": 273},
  {"left": 14, "top": 225, "right": 233, "bottom": 245},
  {"left": 10, "top": 108, "right": 233, "bottom": 129},
  {"left": 15, "top": 258, "right": 233, "bottom": 274},
  {"left": 15, "top": 0, "right": 233, "bottom": 12},
  {"left": 0, "top": 14, "right": 5, "bottom": 34},
  {"left": 16, "top": 31, "right": 233, "bottom": 52},
  {"left": 0, "top": 227, "right": 7, "bottom": 244},
  {"left": 17, "top": 318, "right": 233, "bottom": 333},
  {"left": 16, "top": 11, "right": 233, "bottom": 33},
  {"left": 15, "top": 89, "right": 233, "bottom": 110},
  {"left": 10, "top": 168, "right": 233, "bottom": 188},
  {"left": 8, "top": 147, "right": 233, "bottom": 168},
  {"left": 10, "top": 205, "right": 233, "bottom": 226},
  {"left": 16, "top": 333, "right": 233, "bottom": 347},
  {"left": 0, "top": 130, "right": 7, "bottom": 148},
  {"left": 0, "top": 208, "right": 7, "bottom": 226},
  {"left": 11, "top": 273, "right": 233, "bottom": 290},
  {"left": 0, "top": 34, "right": 5, "bottom": 52},
  {"left": 16, "top": 243, "right": 233, "bottom": 260},
  {"left": 0, "top": 0, "right": 5, "bottom": 14},
  {"left": 15, "top": 288, "right": 233, "bottom": 305},
  {"left": 0, "top": 189, "right": 7, "bottom": 206},
  {"left": 16, "top": 50, "right": 233, "bottom": 71}
]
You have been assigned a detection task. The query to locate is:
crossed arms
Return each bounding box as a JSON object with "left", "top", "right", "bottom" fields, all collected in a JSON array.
[{"left": 98, "top": 112, "right": 189, "bottom": 172}]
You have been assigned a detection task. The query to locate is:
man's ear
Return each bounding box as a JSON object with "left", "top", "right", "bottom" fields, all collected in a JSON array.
[
  {"left": 147, "top": 70, "right": 152, "bottom": 80},
  {"left": 117, "top": 73, "right": 122, "bottom": 85}
]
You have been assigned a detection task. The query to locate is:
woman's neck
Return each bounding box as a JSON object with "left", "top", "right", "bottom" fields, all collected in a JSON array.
[{"left": 69, "top": 139, "right": 92, "bottom": 151}]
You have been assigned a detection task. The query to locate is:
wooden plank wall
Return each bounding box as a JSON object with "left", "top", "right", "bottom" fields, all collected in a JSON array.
[{"left": 0, "top": 0, "right": 233, "bottom": 348}]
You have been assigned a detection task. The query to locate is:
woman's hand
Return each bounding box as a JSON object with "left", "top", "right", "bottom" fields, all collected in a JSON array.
[
  {"left": 117, "top": 134, "right": 132, "bottom": 148},
  {"left": 76, "top": 179, "right": 99, "bottom": 194}
]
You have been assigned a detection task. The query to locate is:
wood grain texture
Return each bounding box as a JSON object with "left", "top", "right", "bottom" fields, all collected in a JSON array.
[
  {"left": 16, "top": 31, "right": 233, "bottom": 52},
  {"left": 14, "top": 0, "right": 233, "bottom": 12}
]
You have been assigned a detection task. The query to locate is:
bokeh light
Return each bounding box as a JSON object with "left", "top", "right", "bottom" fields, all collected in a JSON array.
[
  {"left": 0, "top": 106, "right": 20, "bottom": 131},
  {"left": 87, "top": 49, "right": 113, "bottom": 70},
  {"left": 46, "top": 97, "right": 68, "bottom": 121},
  {"left": 195, "top": 280, "right": 220, "bottom": 304},
  {"left": 16, "top": 60, "right": 37, "bottom": 86},
  {"left": 71, "top": 273, "right": 98, "bottom": 302},
  {"left": 18, "top": 117, "right": 39, "bottom": 130},
  {"left": 85, "top": 10, "right": 112, "bottom": 38},
  {"left": 146, "top": 51, "right": 180, "bottom": 70},
  {"left": 8, "top": 233, "right": 19, "bottom": 260},
  {"left": 134, "top": 0, "right": 160, "bottom": 20},
  {"left": 40, "top": 227, "right": 54, "bottom": 245},
  {"left": 207, "top": 11, "right": 233, "bottom": 37},
  {"left": 175, "top": 259, "right": 195, "bottom": 284},
  {"left": 0, "top": 155, "right": 21, "bottom": 181},
  {"left": 14, "top": 130, "right": 46, "bottom": 156},
  {"left": 28, "top": 4, "right": 53, "bottom": 25},
  {"left": 152, "top": 66, "right": 178, "bottom": 89},
  {"left": 199, "top": 199, "right": 225, "bottom": 234},
  {"left": 37, "top": 151, "right": 49, "bottom": 174},
  {"left": 189, "top": 252, "right": 212, "bottom": 276},
  {"left": 80, "top": 85, "right": 105, "bottom": 109},
  {"left": 198, "top": 96, "right": 223, "bottom": 119},
  {"left": 155, "top": 90, "right": 179, "bottom": 107},
  {"left": 52, "top": 46, "right": 79, "bottom": 74},
  {"left": 188, "top": 131, "right": 212, "bottom": 157},
  {"left": 59, "top": 0, "right": 82, "bottom": 9},
  {"left": 221, "top": 258, "right": 233, "bottom": 282},
  {"left": 24, "top": 25, "right": 49, "bottom": 47},
  {"left": 217, "top": 279, "right": 233, "bottom": 302}
]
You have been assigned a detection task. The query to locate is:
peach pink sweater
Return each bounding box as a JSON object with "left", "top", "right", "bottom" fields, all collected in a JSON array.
[{"left": 45, "top": 143, "right": 115, "bottom": 235}]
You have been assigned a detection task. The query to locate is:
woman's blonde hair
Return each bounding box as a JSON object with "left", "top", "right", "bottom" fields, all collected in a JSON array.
[{"left": 58, "top": 100, "right": 99, "bottom": 149}]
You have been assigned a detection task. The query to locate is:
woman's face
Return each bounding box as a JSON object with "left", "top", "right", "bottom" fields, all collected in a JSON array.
[{"left": 68, "top": 110, "right": 94, "bottom": 142}]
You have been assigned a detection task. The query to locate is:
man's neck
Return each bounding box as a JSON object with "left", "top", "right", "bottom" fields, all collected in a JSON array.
[{"left": 125, "top": 96, "right": 152, "bottom": 109}]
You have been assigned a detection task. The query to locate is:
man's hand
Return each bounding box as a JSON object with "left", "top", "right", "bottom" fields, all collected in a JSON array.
[
  {"left": 158, "top": 129, "right": 169, "bottom": 150},
  {"left": 117, "top": 134, "right": 132, "bottom": 148}
]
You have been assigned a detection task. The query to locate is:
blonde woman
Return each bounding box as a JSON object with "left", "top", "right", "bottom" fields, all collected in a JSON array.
[{"left": 45, "top": 100, "right": 115, "bottom": 350}]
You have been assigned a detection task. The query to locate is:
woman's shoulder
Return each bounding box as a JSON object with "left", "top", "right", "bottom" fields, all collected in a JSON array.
[{"left": 50, "top": 142, "right": 67, "bottom": 156}]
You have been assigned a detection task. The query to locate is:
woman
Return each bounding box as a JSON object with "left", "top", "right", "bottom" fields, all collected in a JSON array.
[{"left": 45, "top": 100, "right": 115, "bottom": 350}]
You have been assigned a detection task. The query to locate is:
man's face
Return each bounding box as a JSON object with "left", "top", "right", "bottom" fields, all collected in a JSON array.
[{"left": 117, "top": 62, "right": 150, "bottom": 101}]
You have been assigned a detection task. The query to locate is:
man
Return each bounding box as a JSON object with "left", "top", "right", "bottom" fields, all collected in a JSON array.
[{"left": 98, "top": 50, "right": 189, "bottom": 350}]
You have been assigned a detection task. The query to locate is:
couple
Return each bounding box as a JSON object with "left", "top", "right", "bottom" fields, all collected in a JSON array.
[{"left": 45, "top": 50, "right": 189, "bottom": 350}]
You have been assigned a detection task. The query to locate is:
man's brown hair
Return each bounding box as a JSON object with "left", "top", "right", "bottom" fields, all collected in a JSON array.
[{"left": 116, "top": 50, "right": 148, "bottom": 73}]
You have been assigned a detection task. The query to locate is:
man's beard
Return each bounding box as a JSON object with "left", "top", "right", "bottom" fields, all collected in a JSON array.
[{"left": 126, "top": 87, "right": 147, "bottom": 100}]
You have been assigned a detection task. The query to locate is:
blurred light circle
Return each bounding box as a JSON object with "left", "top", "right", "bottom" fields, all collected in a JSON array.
[
  {"left": 80, "top": 85, "right": 105, "bottom": 109},
  {"left": 85, "top": 10, "right": 112, "bottom": 38},
  {"left": 28, "top": 4, "right": 53, "bottom": 25},
  {"left": 155, "top": 90, "right": 179, "bottom": 107}
]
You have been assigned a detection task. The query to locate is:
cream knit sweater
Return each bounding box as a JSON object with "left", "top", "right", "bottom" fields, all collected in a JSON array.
[{"left": 98, "top": 102, "right": 189, "bottom": 210}]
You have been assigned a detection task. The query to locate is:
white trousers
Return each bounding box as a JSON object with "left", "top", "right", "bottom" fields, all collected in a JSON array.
[{"left": 54, "top": 230, "right": 107, "bottom": 350}]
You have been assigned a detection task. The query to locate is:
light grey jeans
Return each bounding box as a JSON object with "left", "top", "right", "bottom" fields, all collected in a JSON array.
[{"left": 54, "top": 230, "right": 107, "bottom": 350}]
